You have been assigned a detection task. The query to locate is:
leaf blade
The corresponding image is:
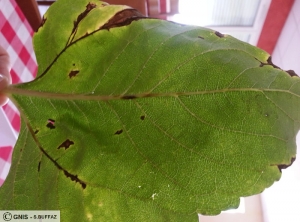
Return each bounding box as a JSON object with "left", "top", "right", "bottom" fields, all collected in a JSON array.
[{"left": 1, "top": 0, "right": 299, "bottom": 221}]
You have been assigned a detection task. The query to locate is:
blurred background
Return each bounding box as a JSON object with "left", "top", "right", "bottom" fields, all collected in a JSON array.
[{"left": 1, "top": 0, "right": 299, "bottom": 221}]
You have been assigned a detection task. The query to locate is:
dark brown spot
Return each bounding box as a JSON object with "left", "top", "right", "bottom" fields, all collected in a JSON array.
[
  {"left": 58, "top": 139, "right": 74, "bottom": 150},
  {"left": 46, "top": 119, "right": 55, "bottom": 129},
  {"left": 64, "top": 170, "right": 86, "bottom": 189},
  {"left": 86, "top": 2, "right": 96, "bottom": 10},
  {"left": 34, "top": 129, "right": 39, "bottom": 134},
  {"left": 69, "top": 70, "right": 79, "bottom": 78},
  {"left": 38, "top": 161, "right": 41, "bottom": 172},
  {"left": 277, "top": 157, "right": 296, "bottom": 172},
  {"left": 46, "top": 123, "right": 55, "bottom": 129},
  {"left": 140, "top": 115, "right": 145, "bottom": 120},
  {"left": 121, "top": 95, "right": 137, "bottom": 100},
  {"left": 100, "top": 9, "right": 146, "bottom": 30},
  {"left": 259, "top": 57, "right": 299, "bottom": 77},
  {"left": 286, "top": 70, "right": 299, "bottom": 77},
  {"left": 20, "top": 149, "right": 23, "bottom": 152},
  {"left": 215, "top": 31, "right": 224, "bottom": 38},
  {"left": 266, "top": 56, "right": 280, "bottom": 69},
  {"left": 35, "top": 135, "right": 87, "bottom": 189},
  {"left": 115, "top": 129, "right": 123, "bottom": 135},
  {"left": 198, "top": 36, "right": 204, "bottom": 39},
  {"left": 72, "top": 3, "right": 97, "bottom": 34}
]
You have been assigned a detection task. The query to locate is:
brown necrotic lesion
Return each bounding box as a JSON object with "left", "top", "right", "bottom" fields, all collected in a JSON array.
[
  {"left": 69, "top": 70, "right": 79, "bottom": 78},
  {"left": 215, "top": 31, "right": 224, "bottom": 38},
  {"left": 64, "top": 170, "right": 87, "bottom": 189},
  {"left": 58, "top": 139, "right": 74, "bottom": 150},
  {"left": 38, "top": 161, "right": 41, "bottom": 172},
  {"left": 114, "top": 129, "right": 123, "bottom": 135}
]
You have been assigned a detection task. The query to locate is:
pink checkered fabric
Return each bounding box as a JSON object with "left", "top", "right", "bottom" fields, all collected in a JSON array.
[{"left": 0, "top": 0, "right": 37, "bottom": 186}]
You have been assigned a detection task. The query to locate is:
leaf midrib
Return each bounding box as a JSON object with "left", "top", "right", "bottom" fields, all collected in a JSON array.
[{"left": 6, "top": 86, "right": 300, "bottom": 101}]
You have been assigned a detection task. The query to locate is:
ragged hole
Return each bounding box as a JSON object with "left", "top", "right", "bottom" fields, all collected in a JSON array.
[{"left": 46, "top": 119, "right": 55, "bottom": 129}]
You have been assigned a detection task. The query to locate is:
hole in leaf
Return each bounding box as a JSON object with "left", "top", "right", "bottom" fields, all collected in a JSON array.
[
  {"left": 46, "top": 119, "right": 55, "bottom": 129},
  {"left": 140, "top": 115, "right": 145, "bottom": 120},
  {"left": 121, "top": 95, "right": 137, "bottom": 100},
  {"left": 115, "top": 130, "right": 123, "bottom": 135},
  {"left": 34, "top": 129, "right": 39, "bottom": 134},
  {"left": 198, "top": 36, "right": 204, "bottom": 39},
  {"left": 58, "top": 139, "right": 74, "bottom": 150},
  {"left": 69, "top": 70, "right": 79, "bottom": 78},
  {"left": 215, "top": 31, "right": 224, "bottom": 38},
  {"left": 64, "top": 170, "right": 86, "bottom": 189}
]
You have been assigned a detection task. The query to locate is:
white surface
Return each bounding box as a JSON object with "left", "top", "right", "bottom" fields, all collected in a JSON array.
[
  {"left": 0, "top": 108, "right": 17, "bottom": 182},
  {"left": 261, "top": 136, "right": 300, "bottom": 222},
  {"left": 261, "top": 1, "right": 300, "bottom": 222},
  {"left": 0, "top": 108, "right": 17, "bottom": 146},
  {"left": 271, "top": 1, "right": 300, "bottom": 73},
  {"left": 168, "top": 0, "right": 271, "bottom": 45},
  {"left": 38, "top": 5, "right": 49, "bottom": 17}
]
